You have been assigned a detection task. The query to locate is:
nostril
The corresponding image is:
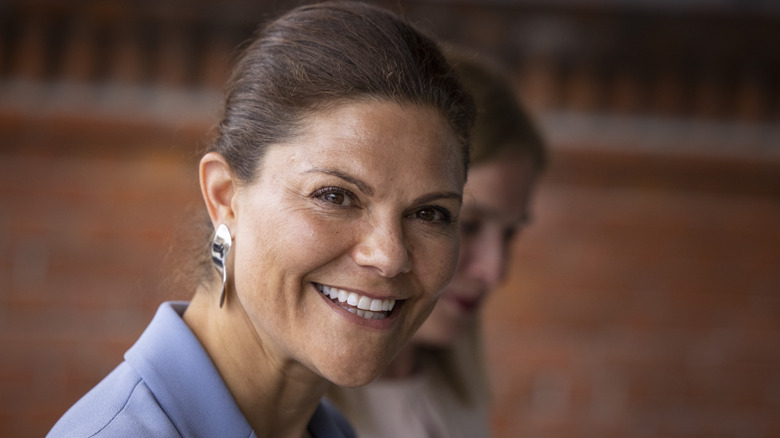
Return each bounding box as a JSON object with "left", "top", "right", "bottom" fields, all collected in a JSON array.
[{"left": 351, "top": 222, "right": 411, "bottom": 277}]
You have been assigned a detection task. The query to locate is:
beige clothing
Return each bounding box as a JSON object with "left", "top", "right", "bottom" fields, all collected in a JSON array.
[{"left": 329, "top": 368, "right": 490, "bottom": 438}]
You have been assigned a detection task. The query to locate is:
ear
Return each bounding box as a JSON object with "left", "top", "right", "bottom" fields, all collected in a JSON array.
[{"left": 199, "top": 152, "right": 237, "bottom": 228}]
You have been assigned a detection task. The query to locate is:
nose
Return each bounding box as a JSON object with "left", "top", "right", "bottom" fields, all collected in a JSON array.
[
  {"left": 465, "top": 232, "right": 507, "bottom": 289},
  {"left": 351, "top": 218, "right": 411, "bottom": 277}
]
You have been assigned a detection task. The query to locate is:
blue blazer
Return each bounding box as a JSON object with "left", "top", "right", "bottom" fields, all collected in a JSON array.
[{"left": 48, "top": 302, "right": 355, "bottom": 438}]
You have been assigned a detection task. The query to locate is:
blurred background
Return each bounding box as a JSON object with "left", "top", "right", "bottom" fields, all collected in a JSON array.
[{"left": 1, "top": 0, "right": 779, "bottom": 437}]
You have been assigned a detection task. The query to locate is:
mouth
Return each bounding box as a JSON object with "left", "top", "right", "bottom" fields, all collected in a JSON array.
[
  {"left": 444, "top": 293, "right": 483, "bottom": 314},
  {"left": 314, "top": 283, "right": 396, "bottom": 321}
]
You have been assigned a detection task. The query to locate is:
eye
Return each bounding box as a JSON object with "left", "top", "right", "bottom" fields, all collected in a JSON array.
[
  {"left": 503, "top": 226, "right": 518, "bottom": 243},
  {"left": 323, "top": 191, "right": 345, "bottom": 204},
  {"left": 312, "top": 187, "right": 357, "bottom": 207},
  {"left": 460, "top": 219, "right": 481, "bottom": 236},
  {"left": 411, "top": 206, "right": 454, "bottom": 224}
]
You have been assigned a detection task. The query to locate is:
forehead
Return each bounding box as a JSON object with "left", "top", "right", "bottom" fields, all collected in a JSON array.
[
  {"left": 262, "top": 101, "right": 466, "bottom": 191},
  {"left": 462, "top": 153, "right": 537, "bottom": 221}
]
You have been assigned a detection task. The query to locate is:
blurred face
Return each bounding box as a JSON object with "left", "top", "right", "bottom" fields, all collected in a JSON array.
[
  {"left": 230, "top": 101, "right": 465, "bottom": 386},
  {"left": 412, "top": 151, "right": 538, "bottom": 346}
]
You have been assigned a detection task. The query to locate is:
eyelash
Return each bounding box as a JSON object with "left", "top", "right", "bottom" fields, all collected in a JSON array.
[
  {"left": 311, "top": 186, "right": 357, "bottom": 207},
  {"left": 410, "top": 206, "right": 456, "bottom": 225},
  {"left": 311, "top": 187, "right": 455, "bottom": 225}
]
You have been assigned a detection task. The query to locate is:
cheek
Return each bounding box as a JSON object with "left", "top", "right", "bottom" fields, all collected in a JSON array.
[
  {"left": 232, "top": 207, "right": 341, "bottom": 298},
  {"left": 257, "top": 208, "right": 348, "bottom": 264},
  {"left": 454, "top": 236, "right": 474, "bottom": 270},
  {"left": 414, "top": 237, "right": 460, "bottom": 297}
]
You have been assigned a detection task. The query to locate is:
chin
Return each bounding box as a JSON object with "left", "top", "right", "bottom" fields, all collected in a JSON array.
[
  {"left": 413, "top": 321, "right": 464, "bottom": 348},
  {"left": 324, "top": 364, "right": 384, "bottom": 388},
  {"left": 315, "top": 347, "right": 394, "bottom": 388},
  {"left": 413, "top": 301, "right": 475, "bottom": 346}
]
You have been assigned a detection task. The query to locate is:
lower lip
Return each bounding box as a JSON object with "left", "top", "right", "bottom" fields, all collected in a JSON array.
[
  {"left": 447, "top": 296, "right": 481, "bottom": 314},
  {"left": 313, "top": 284, "right": 399, "bottom": 330}
]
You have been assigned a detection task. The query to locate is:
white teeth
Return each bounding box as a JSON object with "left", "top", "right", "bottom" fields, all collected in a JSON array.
[
  {"left": 357, "top": 296, "right": 371, "bottom": 310},
  {"left": 316, "top": 283, "right": 396, "bottom": 320},
  {"left": 356, "top": 309, "right": 383, "bottom": 319}
]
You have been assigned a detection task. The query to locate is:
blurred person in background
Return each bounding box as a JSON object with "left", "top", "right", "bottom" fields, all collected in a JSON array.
[
  {"left": 328, "top": 50, "right": 548, "bottom": 438},
  {"left": 47, "top": 2, "right": 476, "bottom": 437}
]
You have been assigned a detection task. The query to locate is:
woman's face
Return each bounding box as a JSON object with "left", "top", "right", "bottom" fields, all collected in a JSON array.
[
  {"left": 412, "top": 151, "right": 538, "bottom": 346},
  {"left": 229, "top": 101, "right": 465, "bottom": 386}
]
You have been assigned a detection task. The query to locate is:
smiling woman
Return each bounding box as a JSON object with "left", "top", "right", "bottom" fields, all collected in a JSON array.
[
  {"left": 46, "top": 2, "right": 475, "bottom": 438},
  {"left": 202, "top": 101, "right": 465, "bottom": 387}
]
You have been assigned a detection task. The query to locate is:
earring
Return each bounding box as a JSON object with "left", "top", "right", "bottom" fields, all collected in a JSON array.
[{"left": 211, "top": 224, "right": 232, "bottom": 308}]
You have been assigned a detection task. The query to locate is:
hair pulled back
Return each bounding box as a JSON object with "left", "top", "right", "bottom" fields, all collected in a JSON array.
[
  {"left": 209, "top": 1, "right": 475, "bottom": 183},
  {"left": 446, "top": 50, "right": 547, "bottom": 170}
]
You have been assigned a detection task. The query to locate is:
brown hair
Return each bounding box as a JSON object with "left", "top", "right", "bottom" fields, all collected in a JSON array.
[
  {"left": 447, "top": 49, "right": 547, "bottom": 170},
  {"left": 209, "top": 1, "right": 476, "bottom": 183},
  {"left": 180, "top": 2, "right": 476, "bottom": 289}
]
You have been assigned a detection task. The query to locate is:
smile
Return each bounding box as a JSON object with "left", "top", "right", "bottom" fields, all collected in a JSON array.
[{"left": 314, "top": 283, "right": 396, "bottom": 320}]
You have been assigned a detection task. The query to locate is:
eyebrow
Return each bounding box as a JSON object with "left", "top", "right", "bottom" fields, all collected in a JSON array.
[
  {"left": 305, "top": 167, "right": 462, "bottom": 205},
  {"left": 467, "top": 203, "right": 531, "bottom": 225},
  {"left": 413, "top": 191, "right": 463, "bottom": 206},
  {"left": 305, "top": 168, "right": 374, "bottom": 196}
]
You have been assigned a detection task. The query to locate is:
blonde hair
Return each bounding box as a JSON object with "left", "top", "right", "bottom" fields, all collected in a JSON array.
[
  {"left": 328, "top": 49, "right": 546, "bottom": 434},
  {"left": 412, "top": 48, "right": 547, "bottom": 407},
  {"left": 448, "top": 47, "right": 546, "bottom": 170}
]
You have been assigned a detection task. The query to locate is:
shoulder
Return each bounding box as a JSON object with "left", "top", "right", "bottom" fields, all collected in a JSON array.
[{"left": 47, "top": 362, "right": 181, "bottom": 438}]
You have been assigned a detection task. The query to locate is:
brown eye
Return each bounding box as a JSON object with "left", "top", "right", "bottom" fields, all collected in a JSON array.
[
  {"left": 461, "top": 220, "right": 481, "bottom": 236},
  {"left": 412, "top": 207, "right": 453, "bottom": 224},
  {"left": 417, "top": 208, "right": 436, "bottom": 221},
  {"left": 323, "top": 192, "right": 345, "bottom": 205},
  {"left": 312, "top": 187, "right": 356, "bottom": 207}
]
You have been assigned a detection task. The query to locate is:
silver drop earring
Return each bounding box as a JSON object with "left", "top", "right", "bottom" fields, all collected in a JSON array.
[{"left": 211, "top": 224, "right": 232, "bottom": 308}]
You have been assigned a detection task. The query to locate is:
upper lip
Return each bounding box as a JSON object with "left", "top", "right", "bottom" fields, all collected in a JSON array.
[
  {"left": 313, "top": 282, "right": 405, "bottom": 301},
  {"left": 314, "top": 282, "right": 399, "bottom": 313}
]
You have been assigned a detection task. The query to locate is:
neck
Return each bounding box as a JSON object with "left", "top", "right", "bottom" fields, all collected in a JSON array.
[{"left": 184, "top": 290, "right": 327, "bottom": 438}]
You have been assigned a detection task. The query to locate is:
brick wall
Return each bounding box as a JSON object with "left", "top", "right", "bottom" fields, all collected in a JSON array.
[
  {"left": 3, "top": 119, "right": 778, "bottom": 438},
  {"left": 0, "top": 115, "right": 204, "bottom": 437},
  {"left": 1, "top": 1, "right": 779, "bottom": 437},
  {"left": 483, "top": 150, "right": 780, "bottom": 437}
]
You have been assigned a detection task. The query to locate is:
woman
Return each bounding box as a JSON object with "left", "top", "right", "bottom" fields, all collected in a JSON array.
[
  {"left": 47, "top": 3, "right": 475, "bottom": 437},
  {"left": 328, "top": 52, "right": 548, "bottom": 437}
]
